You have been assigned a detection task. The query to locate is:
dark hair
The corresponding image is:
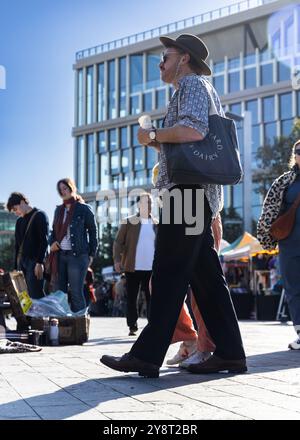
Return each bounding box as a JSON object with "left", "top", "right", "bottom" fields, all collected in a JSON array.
[
  {"left": 136, "top": 192, "right": 152, "bottom": 204},
  {"left": 6, "top": 192, "right": 29, "bottom": 212},
  {"left": 56, "top": 177, "right": 77, "bottom": 196},
  {"left": 289, "top": 139, "right": 300, "bottom": 169},
  {"left": 56, "top": 177, "right": 85, "bottom": 203}
]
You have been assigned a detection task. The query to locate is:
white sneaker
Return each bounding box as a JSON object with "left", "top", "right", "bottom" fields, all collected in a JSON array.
[
  {"left": 166, "top": 340, "right": 197, "bottom": 365},
  {"left": 288, "top": 337, "right": 300, "bottom": 350},
  {"left": 179, "top": 351, "right": 211, "bottom": 369}
]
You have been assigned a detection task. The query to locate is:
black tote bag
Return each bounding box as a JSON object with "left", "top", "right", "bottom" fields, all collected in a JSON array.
[{"left": 164, "top": 86, "right": 243, "bottom": 186}]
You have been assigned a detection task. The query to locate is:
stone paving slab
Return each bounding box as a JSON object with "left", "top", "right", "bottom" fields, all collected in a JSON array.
[{"left": 0, "top": 317, "right": 300, "bottom": 420}]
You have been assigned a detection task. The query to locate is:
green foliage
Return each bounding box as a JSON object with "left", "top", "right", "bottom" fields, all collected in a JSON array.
[
  {"left": 91, "top": 223, "right": 118, "bottom": 280},
  {"left": 253, "top": 119, "right": 300, "bottom": 198},
  {"left": 221, "top": 207, "right": 243, "bottom": 243},
  {"left": 0, "top": 237, "right": 15, "bottom": 272}
]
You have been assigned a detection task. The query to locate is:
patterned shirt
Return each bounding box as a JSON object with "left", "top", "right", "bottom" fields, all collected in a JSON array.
[{"left": 155, "top": 73, "right": 224, "bottom": 218}]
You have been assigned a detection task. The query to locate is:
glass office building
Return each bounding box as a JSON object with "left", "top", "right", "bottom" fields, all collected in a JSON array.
[
  {"left": 0, "top": 203, "right": 16, "bottom": 247},
  {"left": 73, "top": 0, "right": 300, "bottom": 235}
]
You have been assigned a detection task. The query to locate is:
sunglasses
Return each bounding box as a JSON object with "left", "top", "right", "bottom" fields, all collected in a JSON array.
[
  {"left": 160, "top": 51, "right": 180, "bottom": 64},
  {"left": 295, "top": 150, "right": 300, "bottom": 156}
]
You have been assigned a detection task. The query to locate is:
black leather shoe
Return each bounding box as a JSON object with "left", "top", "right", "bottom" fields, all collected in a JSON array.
[
  {"left": 100, "top": 353, "right": 160, "bottom": 378},
  {"left": 187, "top": 354, "right": 247, "bottom": 374},
  {"left": 128, "top": 329, "right": 137, "bottom": 336}
]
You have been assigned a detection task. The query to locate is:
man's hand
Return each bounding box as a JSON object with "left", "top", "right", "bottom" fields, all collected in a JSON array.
[
  {"left": 114, "top": 262, "right": 122, "bottom": 273},
  {"left": 137, "top": 128, "right": 151, "bottom": 146},
  {"left": 50, "top": 241, "right": 60, "bottom": 252},
  {"left": 34, "top": 263, "right": 44, "bottom": 280}
]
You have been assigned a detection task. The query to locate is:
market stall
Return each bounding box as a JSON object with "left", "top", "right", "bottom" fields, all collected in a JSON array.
[{"left": 220, "top": 232, "right": 281, "bottom": 320}]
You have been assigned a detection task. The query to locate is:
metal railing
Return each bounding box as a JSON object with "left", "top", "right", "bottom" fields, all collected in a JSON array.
[{"left": 76, "top": 0, "right": 277, "bottom": 61}]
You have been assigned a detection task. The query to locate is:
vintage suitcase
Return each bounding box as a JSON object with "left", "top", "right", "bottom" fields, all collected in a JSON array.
[{"left": 30, "top": 315, "right": 90, "bottom": 345}]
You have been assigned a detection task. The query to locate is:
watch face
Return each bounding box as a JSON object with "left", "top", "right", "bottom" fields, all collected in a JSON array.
[{"left": 149, "top": 131, "right": 156, "bottom": 140}]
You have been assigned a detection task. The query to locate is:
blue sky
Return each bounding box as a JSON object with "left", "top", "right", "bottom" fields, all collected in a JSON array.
[{"left": 0, "top": 0, "right": 239, "bottom": 223}]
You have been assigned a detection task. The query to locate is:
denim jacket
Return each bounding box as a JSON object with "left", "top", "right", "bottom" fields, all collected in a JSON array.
[{"left": 49, "top": 202, "right": 98, "bottom": 257}]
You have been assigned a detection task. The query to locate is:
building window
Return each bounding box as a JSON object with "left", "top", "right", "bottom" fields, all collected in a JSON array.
[
  {"left": 246, "top": 100, "right": 258, "bottom": 124},
  {"left": 87, "top": 134, "right": 96, "bottom": 190},
  {"left": 76, "top": 136, "right": 84, "bottom": 193},
  {"left": 147, "top": 53, "right": 161, "bottom": 89},
  {"left": 108, "top": 60, "right": 116, "bottom": 119},
  {"left": 228, "top": 72, "right": 240, "bottom": 93},
  {"left": 130, "top": 54, "right": 143, "bottom": 93},
  {"left": 244, "top": 53, "right": 256, "bottom": 66},
  {"left": 131, "top": 124, "right": 139, "bottom": 147},
  {"left": 156, "top": 89, "right": 166, "bottom": 109},
  {"left": 143, "top": 92, "right": 153, "bottom": 112},
  {"left": 134, "top": 147, "right": 144, "bottom": 170},
  {"left": 130, "top": 95, "right": 141, "bottom": 115},
  {"left": 97, "top": 131, "right": 106, "bottom": 153},
  {"left": 278, "top": 60, "right": 291, "bottom": 82},
  {"left": 108, "top": 128, "right": 117, "bottom": 151},
  {"left": 77, "top": 69, "right": 84, "bottom": 126},
  {"left": 260, "top": 64, "right": 273, "bottom": 86},
  {"left": 120, "top": 127, "right": 128, "bottom": 149},
  {"left": 100, "top": 153, "right": 109, "bottom": 189},
  {"left": 279, "top": 93, "right": 292, "bottom": 120},
  {"left": 119, "top": 57, "right": 127, "bottom": 118},
  {"left": 121, "top": 149, "right": 130, "bottom": 173},
  {"left": 97, "top": 63, "right": 105, "bottom": 122},
  {"left": 283, "top": 14, "right": 294, "bottom": 55},
  {"left": 155, "top": 118, "right": 164, "bottom": 128},
  {"left": 251, "top": 125, "right": 261, "bottom": 155},
  {"left": 146, "top": 148, "right": 157, "bottom": 170},
  {"left": 264, "top": 122, "right": 277, "bottom": 145},
  {"left": 262, "top": 96, "right": 275, "bottom": 122},
  {"left": 110, "top": 151, "right": 119, "bottom": 175},
  {"left": 228, "top": 57, "right": 240, "bottom": 70},
  {"left": 134, "top": 170, "right": 145, "bottom": 186},
  {"left": 281, "top": 119, "right": 293, "bottom": 137},
  {"left": 213, "top": 75, "right": 224, "bottom": 95},
  {"left": 229, "top": 103, "right": 242, "bottom": 116},
  {"left": 213, "top": 60, "right": 224, "bottom": 74},
  {"left": 297, "top": 91, "right": 300, "bottom": 117},
  {"left": 233, "top": 183, "right": 243, "bottom": 209},
  {"left": 86, "top": 66, "right": 94, "bottom": 124},
  {"left": 244, "top": 68, "right": 256, "bottom": 89}
]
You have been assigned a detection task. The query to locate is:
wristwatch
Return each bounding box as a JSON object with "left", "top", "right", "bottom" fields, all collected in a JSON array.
[{"left": 149, "top": 129, "right": 156, "bottom": 142}]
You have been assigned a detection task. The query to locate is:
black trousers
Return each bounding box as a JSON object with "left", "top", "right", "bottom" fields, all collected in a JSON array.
[
  {"left": 130, "top": 186, "right": 245, "bottom": 366},
  {"left": 125, "top": 270, "right": 152, "bottom": 329}
]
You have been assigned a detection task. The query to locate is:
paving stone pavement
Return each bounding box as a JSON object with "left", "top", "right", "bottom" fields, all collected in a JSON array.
[{"left": 0, "top": 317, "right": 300, "bottom": 420}]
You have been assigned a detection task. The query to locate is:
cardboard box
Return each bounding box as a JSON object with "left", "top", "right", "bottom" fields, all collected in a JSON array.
[
  {"left": 30, "top": 315, "right": 90, "bottom": 345},
  {"left": 0, "top": 271, "right": 31, "bottom": 330}
]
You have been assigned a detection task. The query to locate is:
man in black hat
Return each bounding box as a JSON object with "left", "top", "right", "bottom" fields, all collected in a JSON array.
[{"left": 101, "top": 33, "right": 246, "bottom": 377}]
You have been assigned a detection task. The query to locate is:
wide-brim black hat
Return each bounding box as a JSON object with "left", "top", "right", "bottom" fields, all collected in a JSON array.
[{"left": 159, "top": 33, "right": 211, "bottom": 76}]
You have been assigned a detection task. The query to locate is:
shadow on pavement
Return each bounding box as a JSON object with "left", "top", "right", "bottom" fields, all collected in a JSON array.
[{"left": 0, "top": 349, "right": 299, "bottom": 419}]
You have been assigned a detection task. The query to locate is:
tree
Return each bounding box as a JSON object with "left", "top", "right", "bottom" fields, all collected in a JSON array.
[
  {"left": 0, "top": 238, "right": 15, "bottom": 272},
  {"left": 91, "top": 223, "right": 118, "bottom": 280},
  {"left": 253, "top": 119, "right": 300, "bottom": 198},
  {"left": 221, "top": 207, "right": 243, "bottom": 243}
]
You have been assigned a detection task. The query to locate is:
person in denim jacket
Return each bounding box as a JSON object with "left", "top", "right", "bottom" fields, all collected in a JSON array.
[{"left": 49, "top": 178, "right": 98, "bottom": 312}]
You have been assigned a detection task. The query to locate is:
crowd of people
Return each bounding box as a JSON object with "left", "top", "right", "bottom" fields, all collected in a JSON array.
[{"left": 4, "top": 32, "right": 300, "bottom": 379}]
